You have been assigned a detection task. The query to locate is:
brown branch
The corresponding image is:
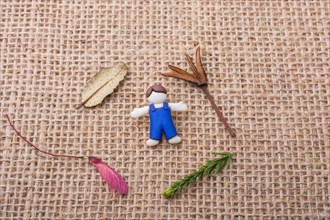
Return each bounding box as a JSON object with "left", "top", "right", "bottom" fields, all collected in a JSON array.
[
  {"left": 164, "top": 46, "right": 236, "bottom": 137},
  {"left": 199, "top": 86, "right": 236, "bottom": 137}
]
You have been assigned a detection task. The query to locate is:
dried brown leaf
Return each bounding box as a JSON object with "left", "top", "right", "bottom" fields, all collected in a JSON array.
[
  {"left": 185, "top": 54, "right": 201, "bottom": 80},
  {"left": 195, "top": 47, "right": 207, "bottom": 83},
  {"left": 163, "top": 67, "right": 200, "bottom": 84},
  {"left": 77, "top": 63, "right": 128, "bottom": 108},
  {"left": 168, "top": 64, "right": 191, "bottom": 76}
]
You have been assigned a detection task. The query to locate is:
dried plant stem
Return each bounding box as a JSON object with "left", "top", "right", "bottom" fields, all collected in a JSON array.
[
  {"left": 199, "top": 85, "right": 236, "bottom": 137},
  {"left": 164, "top": 47, "right": 236, "bottom": 137},
  {"left": 6, "top": 115, "right": 84, "bottom": 159}
]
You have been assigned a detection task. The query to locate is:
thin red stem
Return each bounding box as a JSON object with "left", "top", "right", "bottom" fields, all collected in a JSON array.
[
  {"left": 5, "top": 115, "right": 84, "bottom": 159},
  {"left": 199, "top": 86, "right": 236, "bottom": 137}
]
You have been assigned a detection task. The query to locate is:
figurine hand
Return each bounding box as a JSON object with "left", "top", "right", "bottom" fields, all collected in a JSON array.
[
  {"left": 131, "top": 106, "right": 149, "bottom": 118},
  {"left": 178, "top": 102, "right": 188, "bottom": 111},
  {"left": 170, "top": 102, "right": 188, "bottom": 111},
  {"left": 131, "top": 109, "right": 141, "bottom": 118}
]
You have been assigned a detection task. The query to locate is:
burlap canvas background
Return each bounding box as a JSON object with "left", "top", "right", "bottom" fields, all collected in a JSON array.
[{"left": 0, "top": 0, "right": 329, "bottom": 219}]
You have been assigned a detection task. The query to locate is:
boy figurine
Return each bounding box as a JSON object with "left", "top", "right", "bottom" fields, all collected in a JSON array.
[{"left": 131, "top": 84, "right": 188, "bottom": 146}]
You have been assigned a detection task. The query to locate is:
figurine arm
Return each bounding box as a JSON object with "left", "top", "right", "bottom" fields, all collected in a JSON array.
[
  {"left": 169, "top": 102, "right": 188, "bottom": 111},
  {"left": 131, "top": 106, "right": 149, "bottom": 118}
]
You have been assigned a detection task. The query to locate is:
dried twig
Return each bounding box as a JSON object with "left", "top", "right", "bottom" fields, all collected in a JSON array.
[{"left": 163, "top": 47, "right": 236, "bottom": 137}]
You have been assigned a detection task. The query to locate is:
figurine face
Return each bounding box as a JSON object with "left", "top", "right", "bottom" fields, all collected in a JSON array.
[{"left": 147, "top": 91, "right": 167, "bottom": 104}]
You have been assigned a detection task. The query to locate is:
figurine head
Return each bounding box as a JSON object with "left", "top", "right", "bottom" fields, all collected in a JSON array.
[{"left": 146, "top": 84, "right": 167, "bottom": 104}]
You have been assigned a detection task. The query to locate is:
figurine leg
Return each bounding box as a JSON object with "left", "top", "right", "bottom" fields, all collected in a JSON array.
[
  {"left": 168, "top": 135, "right": 181, "bottom": 144},
  {"left": 149, "top": 117, "right": 162, "bottom": 146},
  {"left": 163, "top": 118, "right": 178, "bottom": 142},
  {"left": 146, "top": 139, "right": 160, "bottom": 146}
]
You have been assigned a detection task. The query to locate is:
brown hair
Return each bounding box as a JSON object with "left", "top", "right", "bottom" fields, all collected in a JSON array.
[{"left": 146, "top": 84, "right": 167, "bottom": 98}]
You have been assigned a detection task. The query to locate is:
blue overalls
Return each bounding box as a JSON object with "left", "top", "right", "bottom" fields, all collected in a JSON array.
[{"left": 149, "top": 102, "right": 177, "bottom": 140}]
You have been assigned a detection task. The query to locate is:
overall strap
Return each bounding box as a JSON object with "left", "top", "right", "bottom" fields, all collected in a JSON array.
[
  {"left": 163, "top": 102, "right": 169, "bottom": 110},
  {"left": 149, "top": 104, "right": 156, "bottom": 112}
]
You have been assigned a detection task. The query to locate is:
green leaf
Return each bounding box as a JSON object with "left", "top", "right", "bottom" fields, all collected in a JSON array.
[
  {"left": 215, "top": 160, "right": 226, "bottom": 173},
  {"left": 162, "top": 152, "right": 233, "bottom": 198}
]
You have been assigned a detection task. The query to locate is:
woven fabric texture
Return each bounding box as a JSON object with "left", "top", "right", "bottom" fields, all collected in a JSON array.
[{"left": 1, "top": 0, "right": 329, "bottom": 219}]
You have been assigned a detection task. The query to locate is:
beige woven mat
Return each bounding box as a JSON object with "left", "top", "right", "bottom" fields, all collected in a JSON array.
[{"left": 1, "top": 0, "right": 329, "bottom": 219}]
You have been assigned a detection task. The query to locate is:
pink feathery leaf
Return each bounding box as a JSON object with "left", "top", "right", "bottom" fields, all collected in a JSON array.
[{"left": 89, "top": 156, "right": 129, "bottom": 195}]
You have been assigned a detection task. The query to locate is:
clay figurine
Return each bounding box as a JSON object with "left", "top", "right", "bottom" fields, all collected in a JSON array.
[{"left": 131, "top": 84, "right": 188, "bottom": 146}]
